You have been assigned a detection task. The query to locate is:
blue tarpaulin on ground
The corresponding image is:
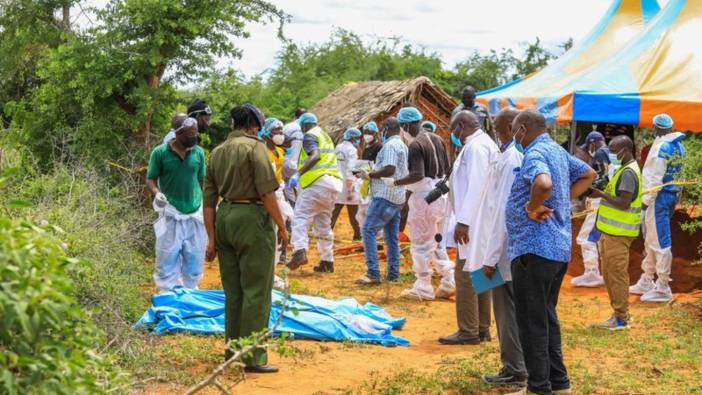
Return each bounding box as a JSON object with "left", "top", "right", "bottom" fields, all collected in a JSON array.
[{"left": 134, "top": 288, "right": 409, "bottom": 347}]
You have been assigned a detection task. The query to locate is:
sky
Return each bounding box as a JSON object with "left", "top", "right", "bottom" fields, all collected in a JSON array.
[
  {"left": 230, "top": 0, "right": 619, "bottom": 78},
  {"left": 77, "top": 0, "right": 671, "bottom": 80}
]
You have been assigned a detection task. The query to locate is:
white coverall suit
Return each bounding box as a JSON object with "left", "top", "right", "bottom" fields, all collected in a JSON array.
[
  {"left": 335, "top": 141, "right": 362, "bottom": 205},
  {"left": 282, "top": 121, "right": 304, "bottom": 204},
  {"left": 406, "top": 178, "right": 455, "bottom": 298},
  {"left": 631, "top": 132, "right": 686, "bottom": 301},
  {"left": 291, "top": 176, "right": 342, "bottom": 261},
  {"left": 153, "top": 203, "right": 207, "bottom": 293},
  {"left": 290, "top": 127, "right": 342, "bottom": 262},
  {"left": 572, "top": 199, "right": 605, "bottom": 287}
]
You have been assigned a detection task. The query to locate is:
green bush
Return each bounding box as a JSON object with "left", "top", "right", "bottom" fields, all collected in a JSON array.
[
  {"left": 11, "top": 166, "right": 153, "bottom": 321},
  {"left": 0, "top": 210, "right": 124, "bottom": 394}
]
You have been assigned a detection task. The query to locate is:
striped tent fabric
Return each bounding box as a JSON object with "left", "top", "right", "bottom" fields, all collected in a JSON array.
[
  {"left": 477, "top": 0, "right": 663, "bottom": 125},
  {"left": 570, "top": 0, "right": 702, "bottom": 131}
]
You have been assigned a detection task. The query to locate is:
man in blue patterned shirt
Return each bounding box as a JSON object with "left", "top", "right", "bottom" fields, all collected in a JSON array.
[
  {"left": 355, "top": 117, "right": 409, "bottom": 285},
  {"left": 505, "top": 110, "right": 595, "bottom": 395}
]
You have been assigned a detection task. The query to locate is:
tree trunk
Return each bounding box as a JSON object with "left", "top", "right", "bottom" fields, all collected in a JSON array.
[
  {"left": 137, "top": 64, "right": 166, "bottom": 206},
  {"left": 62, "top": 3, "right": 71, "bottom": 31},
  {"left": 139, "top": 64, "right": 167, "bottom": 153}
]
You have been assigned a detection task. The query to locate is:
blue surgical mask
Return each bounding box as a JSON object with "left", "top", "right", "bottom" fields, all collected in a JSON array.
[
  {"left": 257, "top": 129, "right": 267, "bottom": 140},
  {"left": 608, "top": 152, "right": 621, "bottom": 166},
  {"left": 450, "top": 132, "right": 463, "bottom": 148},
  {"left": 451, "top": 127, "right": 463, "bottom": 148},
  {"left": 514, "top": 125, "right": 526, "bottom": 153},
  {"left": 352, "top": 139, "right": 360, "bottom": 147},
  {"left": 500, "top": 139, "right": 514, "bottom": 152}
]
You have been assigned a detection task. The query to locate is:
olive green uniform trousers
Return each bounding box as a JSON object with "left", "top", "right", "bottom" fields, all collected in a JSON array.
[{"left": 216, "top": 202, "right": 275, "bottom": 366}]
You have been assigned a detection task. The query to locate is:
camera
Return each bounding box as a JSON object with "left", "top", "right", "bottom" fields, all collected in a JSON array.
[{"left": 425, "top": 177, "right": 450, "bottom": 204}]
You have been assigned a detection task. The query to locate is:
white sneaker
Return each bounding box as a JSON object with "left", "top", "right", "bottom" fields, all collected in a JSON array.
[
  {"left": 571, "top": 269, "right": 605, "bottom": 287},
  {"left": 629, "top": 275, "right": 655, "bottom": 295},
  {"left": 640, "top": 281, "right": 673, "bottom": 303},
  {"left": 400, "top": 287, "right": 435, "bottom": 301},
  {"left": 434, "top": 286, "right": 456, "bottom": 300}
]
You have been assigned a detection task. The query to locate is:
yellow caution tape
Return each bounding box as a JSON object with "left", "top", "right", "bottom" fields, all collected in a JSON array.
[{"left": 572, "top": 180, "right": 697, "bottom": 219}]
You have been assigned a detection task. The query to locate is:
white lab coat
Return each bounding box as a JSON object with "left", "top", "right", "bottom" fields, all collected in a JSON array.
[
  {"left": 444, "top": 129, "right": 499, "bottom": 260},
  {"left": 464, "top": 144, "right": 523, "bottom": 281},
  {"left": 335, "top": 141, "right": 361, "bottom": 205}
]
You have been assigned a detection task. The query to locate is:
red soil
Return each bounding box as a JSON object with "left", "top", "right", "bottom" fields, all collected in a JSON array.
[{"left": 568, "top": 209, "right": 702, "bottom": 293}]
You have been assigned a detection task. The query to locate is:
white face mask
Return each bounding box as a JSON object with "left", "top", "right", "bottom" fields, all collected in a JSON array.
[
  {"left": 363, "top": 134, "right": 375, "bottom": 143},
  {"left": 272, "top": 134, "right": 285, "bottom": 146}
]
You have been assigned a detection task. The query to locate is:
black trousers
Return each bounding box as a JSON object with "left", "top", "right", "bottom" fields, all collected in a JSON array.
[{"left": 511, "top": 254, "right": 570, "bottom": 395}]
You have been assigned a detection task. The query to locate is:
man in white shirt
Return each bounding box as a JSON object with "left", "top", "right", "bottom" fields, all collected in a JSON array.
[
  {"left": 465, "top": 108, "right": 528, "bottom": 386},
  {"left": 439, "top": 110, "right": 499, "bottom": 345}
]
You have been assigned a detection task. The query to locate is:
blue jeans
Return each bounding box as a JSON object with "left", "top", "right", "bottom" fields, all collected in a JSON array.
[{"left": 362, "top": 197, "right": 402, "bottom": 280}]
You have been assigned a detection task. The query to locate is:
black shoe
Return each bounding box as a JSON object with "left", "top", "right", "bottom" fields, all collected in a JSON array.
[
  {"left": 480, "top": 331, "right": 492, "bottom": 342},
  {"left": 313, "top": 261, "right": 334, "bottom": 273},
  {"left": 244, "top": 364, "right": 279, "bottom": 374},
  {"left": 438, "top": 331, "right": 480, "bottom": 345},
  {"left": 286, "top": 249, "right": 308, "bottom": 270},
  {"left": 481, "top": 368, "right": 527, "bottom": 386}
]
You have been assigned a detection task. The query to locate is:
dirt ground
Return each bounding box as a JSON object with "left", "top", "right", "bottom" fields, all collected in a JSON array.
[{"left": 140, "top": 209, "right": 702, "bottom": 395}]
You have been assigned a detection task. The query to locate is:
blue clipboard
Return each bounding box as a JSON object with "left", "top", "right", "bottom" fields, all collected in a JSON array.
[{"left": 469, "top": 267, "right": 505, "bottom": 295}]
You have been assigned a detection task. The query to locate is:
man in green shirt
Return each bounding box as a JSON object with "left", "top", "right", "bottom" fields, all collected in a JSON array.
[
  {"left": 146, "top": 117, "right": 207, "bottom": 293},
  {"left": 203, "top": 104, "right": 288, "bottom": 374}
]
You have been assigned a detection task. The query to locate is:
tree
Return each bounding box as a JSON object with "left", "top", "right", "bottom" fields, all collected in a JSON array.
[
  {"left": 0, "top": 0, "right": 77, "bottom": 125},
  {"left": 447, "top": 49, "right": 516, "bottom": 94},
  {"left": 9, "top": 0, "right": 288, "bottom": 165},
  {"left": 513, "top": 37, "right": 554, "bottom": 79}
]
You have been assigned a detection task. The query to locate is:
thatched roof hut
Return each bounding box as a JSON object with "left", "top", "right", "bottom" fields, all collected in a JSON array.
[{"left": 310, "top": 76, "right": 457, "bottom": 142}]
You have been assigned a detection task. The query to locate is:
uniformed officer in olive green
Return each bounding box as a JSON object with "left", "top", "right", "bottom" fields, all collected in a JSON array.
[{"left": 203, "top": 104, "right": 288, "bottom": 374}]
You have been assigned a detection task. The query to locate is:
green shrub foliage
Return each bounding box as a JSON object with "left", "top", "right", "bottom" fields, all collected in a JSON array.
[{"left": 0, "top": 211, "right": 124, "bottom": 394}]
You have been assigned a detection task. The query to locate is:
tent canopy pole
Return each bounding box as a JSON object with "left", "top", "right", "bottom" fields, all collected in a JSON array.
[{"left": 569, "top": 121, "right": 578, "bottom": 154}]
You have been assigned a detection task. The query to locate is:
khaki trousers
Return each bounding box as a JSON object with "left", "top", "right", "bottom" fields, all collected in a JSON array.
[
  {"left": 600, "top": 233, "right": 634, "bottom": 321},
  {"left": 455, "top": 259, "right": 491, "bottom": 337}
]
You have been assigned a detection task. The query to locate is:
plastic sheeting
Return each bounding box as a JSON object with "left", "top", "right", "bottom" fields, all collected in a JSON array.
[{"left": 134, "top": 288, "right": 409, "bottom": 347}]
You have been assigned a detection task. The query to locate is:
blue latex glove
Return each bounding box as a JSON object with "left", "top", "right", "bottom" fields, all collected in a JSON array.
[{"left": 287, "top": 172, "right": 301, "bottom": 188}]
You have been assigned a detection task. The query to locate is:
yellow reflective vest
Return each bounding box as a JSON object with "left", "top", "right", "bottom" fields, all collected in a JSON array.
[
  {"left": 298, "top": 127, "right": 342, "bottom": 189},
  {"left": 595, "top": 160, "right": 643, "bottom": 237}
]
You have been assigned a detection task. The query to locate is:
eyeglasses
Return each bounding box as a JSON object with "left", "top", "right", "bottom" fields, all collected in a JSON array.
[{"left": 189, "top": 106, "right": 212, "bottom": 117}]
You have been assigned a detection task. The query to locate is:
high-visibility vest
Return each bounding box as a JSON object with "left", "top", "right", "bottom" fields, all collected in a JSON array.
[
  {"left": 298, "top": 127, "right": 342, "bottom": 189},
  {"left": 596, "top": 160, "right": 643, "bottom": 237}
]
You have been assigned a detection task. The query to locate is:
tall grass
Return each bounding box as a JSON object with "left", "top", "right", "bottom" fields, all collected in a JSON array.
[{"left": 0, "top": 139, "right": 157, "bottom": 370}]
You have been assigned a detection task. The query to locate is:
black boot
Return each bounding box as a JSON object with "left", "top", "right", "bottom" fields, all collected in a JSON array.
[
  {"left": 313, "top": 261, "right": 334, "bottom": 273},
  {"left": 286, "top": 249, "right": 308, "bottom": 270}
]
